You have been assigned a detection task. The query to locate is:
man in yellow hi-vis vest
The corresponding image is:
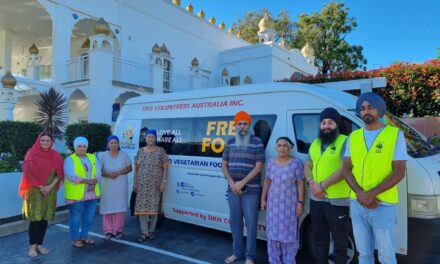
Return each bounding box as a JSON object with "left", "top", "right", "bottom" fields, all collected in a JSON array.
[
  {"left": 342, "top": 93, "right": 407, "bottom": 264},
  {"left": 304, "top": 107, "right": 349, "bottom": 264}
]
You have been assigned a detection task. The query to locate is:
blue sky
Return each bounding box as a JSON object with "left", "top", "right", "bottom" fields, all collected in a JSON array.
[{"left": 186, "top": 0, "right": 440, "bottom": 69}]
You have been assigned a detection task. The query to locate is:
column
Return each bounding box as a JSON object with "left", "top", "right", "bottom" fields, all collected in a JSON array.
[
  {"left": 0, "top": 29, "right": 12, "bottom": 75},
  {"left": 87, "top": 49, "right": 114, "bottom": 124}
]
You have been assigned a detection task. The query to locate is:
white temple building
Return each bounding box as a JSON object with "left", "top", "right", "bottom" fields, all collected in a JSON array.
[{"left": 0, "top": 0, "right": 318, "bottom": 125}]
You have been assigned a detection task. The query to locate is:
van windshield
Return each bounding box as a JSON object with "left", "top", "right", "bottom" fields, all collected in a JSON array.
[{"left": 384, "top": 113, "right": 439, "bottom": 158}]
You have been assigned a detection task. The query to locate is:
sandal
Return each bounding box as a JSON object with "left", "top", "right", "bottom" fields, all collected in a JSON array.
[
  {"left": 81, "top": 238, "right": 95, "bottom": 245},
  {"left": 115, "top": 231, "right": 123, "bottom": 239},
  {"left": 147, "top": 233, "right": 156, "bottom": 240},
  {"left": 36, "top": 245, "right": 49, "bottom": 255},
  {"left": 137, "top": 233, "right": 148, "bottom": 242},
  {"left": 28, "top": 247, "right": 38, "bottom": 257},
  {"left": 72, "top": 240, "right": 84, "bottom": 248},
  {"left": 104, "top": 233, "right": 113, "bottom": 241},
  {"left": 224, "top": 255, "right": 239, "bottom": 264}
]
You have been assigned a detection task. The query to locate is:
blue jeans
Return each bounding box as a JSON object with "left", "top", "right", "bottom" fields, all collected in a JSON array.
[
  {"left": 350, "top": 200, "right": 397, "bottom": 264},
  {"left": 69, "top": 199, "right": 98, "bottom": 240},
  {"left": 227, "top": 187, "right": 261, "bottom": 261}
]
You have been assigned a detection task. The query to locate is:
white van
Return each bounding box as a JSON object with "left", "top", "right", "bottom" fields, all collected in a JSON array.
[{"left": 114, "top": 82, "right": 440, "bottom": 263}]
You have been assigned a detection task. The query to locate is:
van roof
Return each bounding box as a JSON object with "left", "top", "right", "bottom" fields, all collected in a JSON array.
[{"left": 126, "top": 82, "right": 357, "bottom": 110}]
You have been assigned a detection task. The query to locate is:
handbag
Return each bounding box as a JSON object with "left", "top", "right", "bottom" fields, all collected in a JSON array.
[{"left": 130, "top": 191, "right": 137, "bottom": 216}]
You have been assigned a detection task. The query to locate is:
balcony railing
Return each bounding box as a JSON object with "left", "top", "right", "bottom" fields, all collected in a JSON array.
[
  {"left": 38, "top": 65, "right": 52, "bottom": 81},
  {"left": 65, "top": 55, "right": 224, "bottom": 92},
  {"left": 163, "top": 70, "right": 192, "bottom": 92},
  {"left": 9, "top": 64, "right": 52, "bottom": 82},
  {"left": 113, "top": 57, "right": 152, "bottom": 88},
  {"left": 66, "top": 55, "right": 89, "bottom": 82}
]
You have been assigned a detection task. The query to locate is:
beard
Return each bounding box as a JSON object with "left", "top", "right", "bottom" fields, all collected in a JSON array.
[
  {"left": 235, "top": 130, "right": 251, "bottom": 147},
  {"left": 362, "top": 114, "right": 377, "bottom": 124},
  {"left": 319, "top": 128, "right": 339, "bottom": 145}
]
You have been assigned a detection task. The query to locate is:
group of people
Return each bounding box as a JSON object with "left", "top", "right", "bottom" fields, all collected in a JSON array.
[
  {"left": 222, "top": 92, "right": 406, "bottom": 264},
  {"left": 18, "top": 91, "right": 406, "bottom": 264},
  {"left": 18, "top": 129, "right": 168, "bottom": 257}
]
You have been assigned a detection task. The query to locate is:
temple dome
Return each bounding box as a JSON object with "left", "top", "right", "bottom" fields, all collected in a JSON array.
[{"left": 1, "top": 71, "right": 17, "bottom": 89}]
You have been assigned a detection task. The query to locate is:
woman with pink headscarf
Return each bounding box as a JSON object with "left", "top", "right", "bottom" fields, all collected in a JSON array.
[{"left": 18, "top": 132, "right": 64, "bottom": 257}]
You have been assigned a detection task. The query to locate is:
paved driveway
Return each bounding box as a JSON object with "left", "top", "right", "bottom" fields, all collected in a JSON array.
[{"left": 0, "top": 213, "right": 312, "bottom": 264}]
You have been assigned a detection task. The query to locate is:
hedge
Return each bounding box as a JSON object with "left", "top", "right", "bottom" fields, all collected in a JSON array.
[
  {"left": 0, "top": 121, "right": 43, "bottom": 172},
  {"left": 0, "top": 121, "right": 43, "bottom": 159},
  {"left": 65, "top": 123, "right": 112, "bottom": 153},
  {"left": 281, "top": 59, "right": 440, "bottom": 117}
]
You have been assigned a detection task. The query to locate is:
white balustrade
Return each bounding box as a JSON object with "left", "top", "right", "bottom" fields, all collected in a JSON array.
[
  {"left": 164, "top": 70, "right": 192, "bottom": 92},
  {"left": 113, "top": 57, "right": 152, "bottom": 88},
  {"left": 66, "top": 55, "right": 89, "bottom": 82}
]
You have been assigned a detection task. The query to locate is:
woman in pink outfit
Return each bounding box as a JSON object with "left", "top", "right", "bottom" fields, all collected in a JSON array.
[{"left": 261, "top": 137, "right": 305, "bottom": 264}]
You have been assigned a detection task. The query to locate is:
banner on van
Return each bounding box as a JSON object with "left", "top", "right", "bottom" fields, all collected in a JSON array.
[{"left": 117, "top": 120, "right": 141, "bottom": 152}]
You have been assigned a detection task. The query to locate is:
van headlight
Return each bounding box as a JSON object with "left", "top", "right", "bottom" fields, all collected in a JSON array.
[{"left": 408, "top": 194, "right": 440, "bottom": 219}]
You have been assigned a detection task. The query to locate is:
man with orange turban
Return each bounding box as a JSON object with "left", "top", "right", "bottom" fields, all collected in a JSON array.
[{"left": 222, "top": 111, "right": 265, "bottom": 264}]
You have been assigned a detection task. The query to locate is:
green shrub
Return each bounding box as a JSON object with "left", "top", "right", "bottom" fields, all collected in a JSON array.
[
  {"left": 0, "top": 121, "right": 43, "bottom": 161},
  {"left": 429, "top": 134, "right": 440, "bottom": 148},
  {"left": 0, "top": 153, "right": 19, "bottom": 173},
  {"left": 65, "top": 123, "right": 112, "bottom": 153}
]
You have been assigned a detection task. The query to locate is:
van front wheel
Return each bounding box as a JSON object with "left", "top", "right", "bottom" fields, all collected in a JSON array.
[{"left": 304, "top": 221, "right": 358, "bottom": 264}]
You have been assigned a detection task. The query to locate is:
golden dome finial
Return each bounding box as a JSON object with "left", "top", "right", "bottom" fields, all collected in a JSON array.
[
  {"left": 228, "top": 27, "right": 235, "bottom": 34},
  {"left": 209, "top": 16, "right": 216, "bottom": 24},
  {"left": 172, "top": 0, "right": 181, "bottom": 6},
  {"left": 81, "top": 38, "right": 90, "bottom": 49},
  {"left": 161, "top": 44, "right": 171, "bottom": 56},
  {"left": 219, "top": 21, "right": 225, "bottom": 30},
  {"left": 198, "top": 9, "right": 205, "bottom": 19},
  {"left": 94, "top": 17, "right": 111, "bottom": 35},
  {"left": 186, "top": 2, "right": 194, "bottom": 13},
  {"left": 191, "top": 57, "right": 199, "bottom": 67},
  {"left": 29, "top": 44, "right": 39, "bottom": 55},
  {"left": 1, "top": 71, "right": 17, "bottom": 89},
  {"left": 301, "top": 42, "right": 315, "bottom": 57},
  {"left": 152, "top": 43, "right": 161, "bottom": 53},
  {"left": 258, "top": 11, "right": 275, "bottom": 33},
  {"left": 221, "top": 68, "right": 229, "bottom": 77},
  {"left": 236, "top": 30, "right": 242, "bottom": 38},
  {"left": 279, "top": 38, "right": 290, "bottom": 50}
]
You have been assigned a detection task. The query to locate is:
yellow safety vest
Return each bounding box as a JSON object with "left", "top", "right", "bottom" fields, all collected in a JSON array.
[
  {"left": 310, "top": 134, "right": 349, "bottom": 199},
  {"left": 349, "top": 126, "right": 399, "bottom": 203},
  {"left": 64, "top": 153, "right": 100, "bottom": 200}
]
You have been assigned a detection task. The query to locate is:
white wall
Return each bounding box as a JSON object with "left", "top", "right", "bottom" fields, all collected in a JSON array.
[
  {"left": 47, "top": 0, "right": 248, "bottom": 81},
  {"left": 0, "top": 172, "right": 66, "bottom": 219},
  {"left": 13, "top": 95, "right": 38, "bottom": 121}
]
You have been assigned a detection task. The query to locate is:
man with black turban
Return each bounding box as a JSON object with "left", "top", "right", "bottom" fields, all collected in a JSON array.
[
  {"left": 304, "top": 107, "right": 350, "bottom": 264},
  {"left": 342, "top": 92, "right": 407, "bottom": 264}
]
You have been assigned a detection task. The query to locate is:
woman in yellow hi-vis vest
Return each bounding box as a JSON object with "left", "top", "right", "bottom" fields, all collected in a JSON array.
[
  {"left": 342, "top": 93, "right": 407, "bottom": 264},
  {"left": 64, "top": 137, "right": 101, "bottom": 248}
]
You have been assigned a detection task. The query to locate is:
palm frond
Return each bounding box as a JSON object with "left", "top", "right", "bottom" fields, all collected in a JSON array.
[{"left": 34, "top": 87, "right": 68, "bottom": 139}]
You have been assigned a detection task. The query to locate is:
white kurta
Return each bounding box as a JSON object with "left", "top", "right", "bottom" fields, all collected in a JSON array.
[{"left": 98, "top": 151, "right": 131, "bottom": 214}]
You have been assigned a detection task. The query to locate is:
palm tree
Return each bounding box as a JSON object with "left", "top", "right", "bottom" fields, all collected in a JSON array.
[{"left": 34, "top": 87, "right": 68, "bottom": 138}]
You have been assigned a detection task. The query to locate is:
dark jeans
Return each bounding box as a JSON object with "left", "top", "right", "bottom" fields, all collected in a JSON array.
[
  {"left": 29, "top": 220, "right": 48, "bottom": 245},
  {"left": 310, "top": 200, "right": 349, "bottom": 264}
]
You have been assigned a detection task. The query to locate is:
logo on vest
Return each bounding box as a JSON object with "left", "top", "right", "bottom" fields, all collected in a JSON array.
[
  {"left": 329, "top": 145, "right": 336, "bottom": 154},
  {"left": 375, "top": 141, "right": 384, "bottom": 153}
]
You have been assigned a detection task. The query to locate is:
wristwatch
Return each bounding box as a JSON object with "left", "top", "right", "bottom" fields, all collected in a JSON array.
[{"left": 298, "top": 200, "right": 305, "bottom": 206}]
